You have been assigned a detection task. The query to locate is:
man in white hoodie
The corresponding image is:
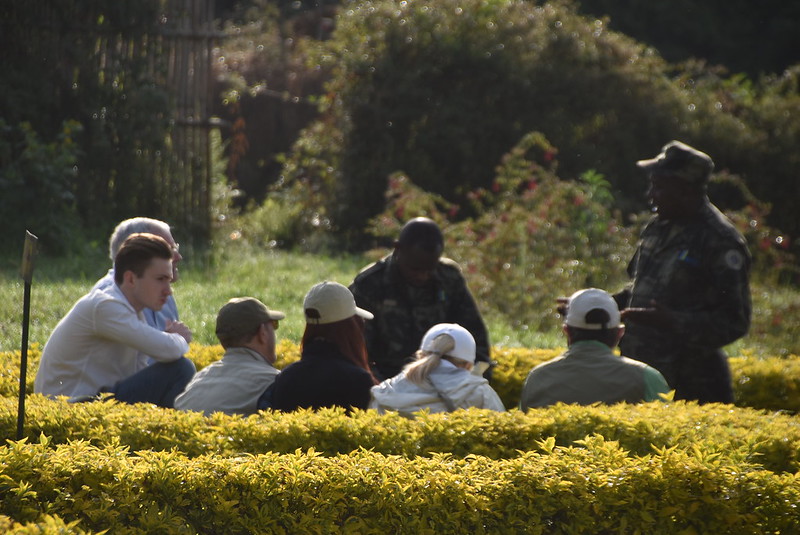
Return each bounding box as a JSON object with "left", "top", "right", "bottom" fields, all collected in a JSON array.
[
  {"left": 370, "top": 323, "right": 505, "bottom": 414},
  {"left": 35, "top": 233, "right": 195, "bottom": 407}
]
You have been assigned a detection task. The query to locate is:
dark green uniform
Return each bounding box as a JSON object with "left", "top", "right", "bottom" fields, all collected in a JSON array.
[
  {"left": 617, "top": 200, "right": 751, "bottom": 403},
  {"left": 349, "top": 254, "right": 490, "bottom": 380}
]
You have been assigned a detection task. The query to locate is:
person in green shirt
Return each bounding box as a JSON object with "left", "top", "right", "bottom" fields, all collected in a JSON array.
[{"left": 520, "top": 288, "right": 670, "bottom": 410}]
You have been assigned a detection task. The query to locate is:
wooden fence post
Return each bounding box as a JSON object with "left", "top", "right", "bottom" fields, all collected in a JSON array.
[{"left": 17, "top": 231, "right": 38, "bottom": 441}]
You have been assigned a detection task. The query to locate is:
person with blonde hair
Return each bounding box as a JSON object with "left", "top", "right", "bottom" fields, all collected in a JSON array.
[{"left": 370, "top": 323, "right": 505, "bottom": 414}]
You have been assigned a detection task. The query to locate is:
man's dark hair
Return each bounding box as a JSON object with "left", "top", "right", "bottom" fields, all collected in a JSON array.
[
  {"left": 396, "top": 217, "right": 444, "bottom": 254},
  {"left": 114, "top": 233, "right": 172, "bottom": 284},
  {"left": 567, "top": 308, "right": 618, "bottom": 346}
]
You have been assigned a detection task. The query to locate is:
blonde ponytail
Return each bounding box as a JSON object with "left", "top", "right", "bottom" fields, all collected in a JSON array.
[{"left": 404, "top": 333, "right": 455, "bottom": 385}]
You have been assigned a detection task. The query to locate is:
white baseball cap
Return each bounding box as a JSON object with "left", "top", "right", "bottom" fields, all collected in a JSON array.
[
  {"left": 565, "top": 288, "right": 621, "bottom": 330},
  {"left": 420, "top": 323, "right": 476, "bottom": 363},
  {"left": 303, "top": 281, "right": 374, "bottom": 325}
]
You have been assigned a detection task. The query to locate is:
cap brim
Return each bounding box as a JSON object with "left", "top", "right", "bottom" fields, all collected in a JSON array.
[
  {"left": 355, "top": 307, "right": 374, "bottom": 320},
  {"left": 636, "top": 156, "right": 662, "bottom": 170},
  {"left": 268, "top": 310, "right": 286, "bottom": 320}
]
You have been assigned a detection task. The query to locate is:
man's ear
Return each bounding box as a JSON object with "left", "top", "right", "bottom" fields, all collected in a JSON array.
[
  {"left": 562, "top": 324, "right": 572, "bottom": 344},
  {"left": 615, "top": 326, "right": 625, "bottom": 345},
  {"left": 255, "top": 323, "right": 269, "bottom": 344},
  {"left": 121, "top": 270, "right": 137, "bottom": 287}
]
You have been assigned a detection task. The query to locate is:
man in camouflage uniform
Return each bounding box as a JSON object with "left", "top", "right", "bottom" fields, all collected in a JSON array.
[
  {"left": 349, "top": 217, "right": 491, "bottom": 381},
  {"left": 616, "top": 140, "right": 751, "bottom": 404}
]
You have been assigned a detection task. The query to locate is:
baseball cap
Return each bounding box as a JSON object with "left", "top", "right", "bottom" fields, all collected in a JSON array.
[
  {"left": 304, "top": 281, "right": 374, "bottom": 324},
  {"left": 636, "top": 140, "right": 714, "bottom": 185},
  {"left": 420, "top": 323, "right": 476, "bottom": 363},
  {"left": 565, "top": 288, "right": 621, "bottom": 330},
  {"left": 215, "top": 297, "right": 285, "bottom": 339}
]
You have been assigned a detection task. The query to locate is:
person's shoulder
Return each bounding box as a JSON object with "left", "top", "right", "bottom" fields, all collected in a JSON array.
[
  {"left": 352, "top": 256, "right": 389, "bottom": 284},
  {"left": 436, "top": 257, "right": 465, "bottom": 279},
  {"left": 619, "top": 355, "right": 653, "bottom": 370},
  {"left": 526, "top": 354, "right": 567, "bottom": 375},
  {"left": 703, "top": 203, "right": 747, "bottom": 247},
  {"left": 91, "top": 270, "right": 114, "bottom": 292}
]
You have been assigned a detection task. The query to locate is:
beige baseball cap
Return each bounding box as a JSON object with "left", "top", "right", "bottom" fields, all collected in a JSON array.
[{"left": 303, "top": 281, "right": 374, "bottom": 325}]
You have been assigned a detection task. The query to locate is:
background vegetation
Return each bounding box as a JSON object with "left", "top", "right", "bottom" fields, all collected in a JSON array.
[
  {"left": 2, "top": 3, "right": 799, "bottom": 532},
  {"left": 1, "top": 0, "right": 798, "bottom": 355}
]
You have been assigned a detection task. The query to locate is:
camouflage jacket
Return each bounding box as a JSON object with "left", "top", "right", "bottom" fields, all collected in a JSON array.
[
  {"left": 349, "top": 254, "right": 490, "bottom": 380},
  {"left": 618, "top": 200, "right": 751, "bottom": 366}
]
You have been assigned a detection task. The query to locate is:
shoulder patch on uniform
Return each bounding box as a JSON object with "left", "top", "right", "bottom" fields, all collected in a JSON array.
[{"left": 724, "top": 249, "right": 745, "bottom": 270}]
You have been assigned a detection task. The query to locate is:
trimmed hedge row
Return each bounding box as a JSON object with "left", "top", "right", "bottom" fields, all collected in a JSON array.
[
  {"left": 0, "top": 514, "right": 93, "bottom": 534},
  {"left": 2, "top": 397, "right": 799, "bottom": 475},
  {"left": 4, "top": 342, "right": 800, "bottom": 412},
  {"left": 2, "top": 437, "right": 799, "bottom": 534}
]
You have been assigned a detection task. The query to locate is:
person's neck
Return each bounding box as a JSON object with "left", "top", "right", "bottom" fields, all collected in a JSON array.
[{"left": 117, "top": 283, "right": 145, "bottom": 313}]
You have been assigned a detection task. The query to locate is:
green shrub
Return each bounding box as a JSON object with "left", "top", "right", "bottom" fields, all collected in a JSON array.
[
  {"left": 368, "top": 132, "right": 635, "bottom": 331},
  {"left": 671, "top": 62, "right": 800, "bottom": 249},
  {"left": 0, "top": 514, "right": 95, "bottom": 534},
  {"left": 3, "top": 344, "right": 800, "bottom": 415},
  {"left": 3, "top": 393, "right": 800, "bottom": 474},
  {"left": 1, "top": 437, "right": 798, "bottom": 534},
  {"left": 0, "top": 120, "right": 84, "bottom": 254},
  {"left": 280, "top": 0, "right": 695, "bottom": 243}
]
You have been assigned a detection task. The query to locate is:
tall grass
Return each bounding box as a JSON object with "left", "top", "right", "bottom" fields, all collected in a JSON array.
[{"left": 0, "top": 242, "right": 795, "bottom": 356}]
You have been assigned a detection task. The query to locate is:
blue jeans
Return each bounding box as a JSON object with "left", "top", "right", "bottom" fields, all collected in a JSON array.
[{"left": 111, "top": 357, "right": 196, "bottom": 408}]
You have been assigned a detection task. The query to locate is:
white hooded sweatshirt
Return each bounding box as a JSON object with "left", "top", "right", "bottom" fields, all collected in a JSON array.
[{"left": 370, "top": 359, "right": 505, "bottom": 414}]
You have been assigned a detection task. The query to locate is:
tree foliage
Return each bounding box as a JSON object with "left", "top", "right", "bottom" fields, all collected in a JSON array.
[
  {"left": 0, "top": 0, "right": 176, "bottom": 253},
  {"left": 274, "top": 0, "right": 800, "bottom": 261},
  {"left": 280, "top": 0, "right": 705, "bottom": 245}
]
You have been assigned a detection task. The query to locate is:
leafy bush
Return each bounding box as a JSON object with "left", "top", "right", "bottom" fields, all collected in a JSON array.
[
  {"left": 574, "top": 0, "right": 800, "bottom": 77},
  {"left": 368, "top": 132, "right": 635, "bottom": 331},
  {"left": 0, "top": 120, "right": 83, "bottom": 254},
  {"left": 676, "top": 63, "right": 800, "bottom": 253},
  {"left": 1, "top": 436, "right": 798, "bottom": 533},
  {"left": 0, "top": 1, "right": 190, "bottom": 247},
  {"left": 0, "top": 514, "right": 93, "bottom": 535},
  {"left": 280, "top": 0, "right": 697, "bottom": 243},
  {"left": 3, "top": 343, "right": 800, "bottom": 429},
  {"left": 6, "top": 396, "right": 800, "bottom": 474}
]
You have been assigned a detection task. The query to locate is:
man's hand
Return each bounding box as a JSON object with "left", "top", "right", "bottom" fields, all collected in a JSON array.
[
  {"left": 165, "top": 320, "right": 193, "bottom": 343},
  {"left": 621, "top": 300, "right": 676, "bottom": 331}
]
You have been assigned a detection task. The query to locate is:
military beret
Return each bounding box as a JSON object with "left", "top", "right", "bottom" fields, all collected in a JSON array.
[{"left": 637, "top": 140, "right": 714, "bottom": 184}]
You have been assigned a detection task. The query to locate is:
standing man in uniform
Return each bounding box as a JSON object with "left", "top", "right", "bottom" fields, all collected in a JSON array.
[
  {"left": 616, "top": 140, "right": 751, "bottom": 403},
  {"left": 349, "top": 217, "right": 491, "bottom": 381}
]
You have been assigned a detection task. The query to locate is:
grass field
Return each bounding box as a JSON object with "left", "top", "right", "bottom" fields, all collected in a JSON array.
[{"left": 1, "top": 241, "right": 797, "bottom": 356}]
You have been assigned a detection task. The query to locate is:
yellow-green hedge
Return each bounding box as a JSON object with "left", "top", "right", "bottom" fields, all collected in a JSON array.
[
  {"left": 2, "top": 397, "right": 799, "bottom": 474},
  {"left": 3, "top": 343, "right": 800, "bottom": 412},
  {"left": 2, "top": 437, "right": 799, "bottom": 534}
]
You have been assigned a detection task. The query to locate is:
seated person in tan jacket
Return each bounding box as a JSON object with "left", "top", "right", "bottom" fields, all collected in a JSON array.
[
  {"left": 519, "top": 288, "right": 670, "bottom": 410},
  {"left": 175, "top": 297, "right": 284, "bottom": 415}
]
